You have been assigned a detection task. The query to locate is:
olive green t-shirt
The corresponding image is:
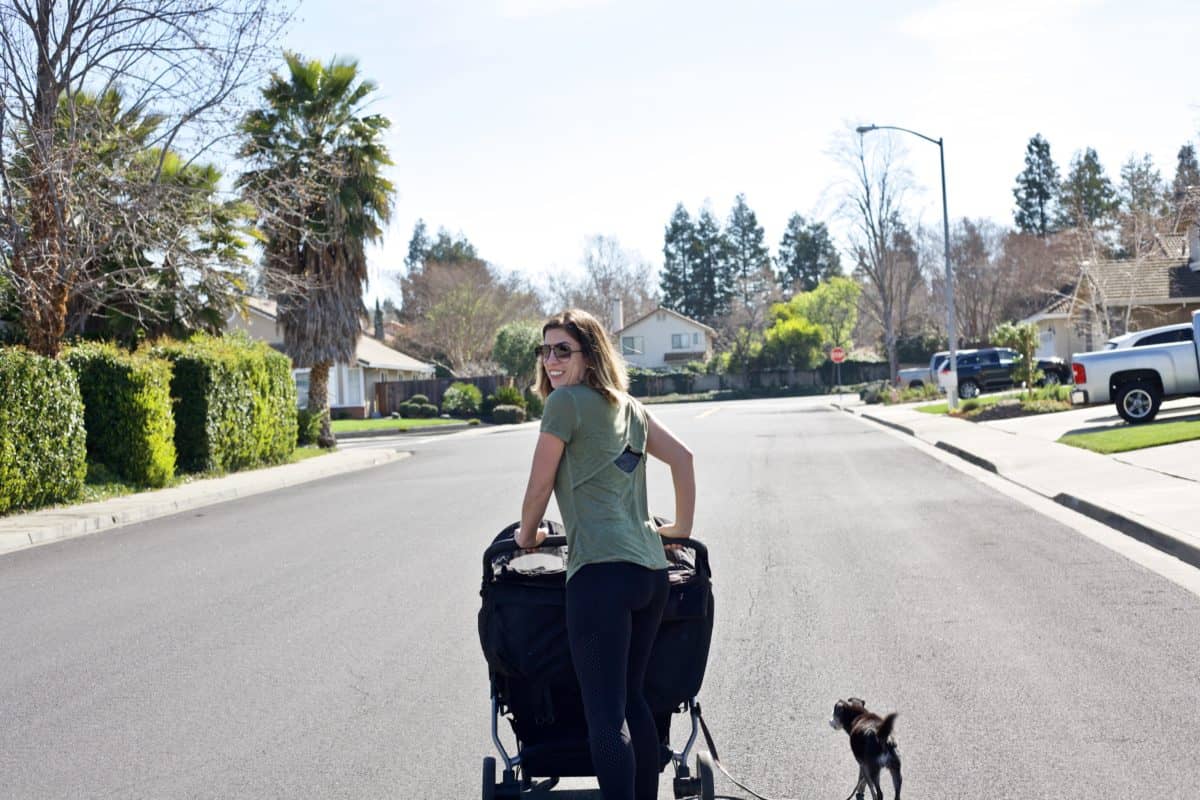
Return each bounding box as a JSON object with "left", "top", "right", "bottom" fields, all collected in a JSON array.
[{"left": 539, "top": 384, "right": 669, "bottom": 581}]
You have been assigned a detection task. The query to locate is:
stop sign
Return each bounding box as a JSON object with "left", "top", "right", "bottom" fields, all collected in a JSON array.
[{"left": 830, "top": 346, "right": 846, "bottom": 363}]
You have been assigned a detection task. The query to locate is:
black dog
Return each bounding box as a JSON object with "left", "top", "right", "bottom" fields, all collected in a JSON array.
[{"left": 829, "top": 697, "right": 902, "bottom": 800}]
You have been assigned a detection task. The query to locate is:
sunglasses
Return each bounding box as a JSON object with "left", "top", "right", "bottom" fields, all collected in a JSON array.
[{"left": 534, "top": 343, "right": 584, "bottom": 361}]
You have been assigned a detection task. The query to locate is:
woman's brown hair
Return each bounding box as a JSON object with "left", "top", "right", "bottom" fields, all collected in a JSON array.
[{"left": 535, "top": 308, "right": 628, "bottom": 403}]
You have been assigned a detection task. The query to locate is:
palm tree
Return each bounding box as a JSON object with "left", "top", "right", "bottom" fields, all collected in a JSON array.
[{"left": 238, "top": 53, "right": 394, "bottom": 447}]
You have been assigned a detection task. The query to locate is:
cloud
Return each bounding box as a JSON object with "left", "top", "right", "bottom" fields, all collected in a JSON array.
[{"left": 495, "top": 0, "right": 612, "bottom": 18}]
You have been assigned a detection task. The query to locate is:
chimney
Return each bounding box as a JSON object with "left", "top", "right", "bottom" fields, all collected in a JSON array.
[{"left": 610, "top": 298, "right": 624, "bottom": 333}]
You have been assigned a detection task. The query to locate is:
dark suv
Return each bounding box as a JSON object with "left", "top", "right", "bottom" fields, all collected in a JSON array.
[{"left": 940, "top": 348, "right": 1071, "bottom": 399}]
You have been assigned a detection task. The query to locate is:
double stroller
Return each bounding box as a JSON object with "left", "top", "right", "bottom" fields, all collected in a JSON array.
[{"left": 478, "top": 520, "right": 717, "bottom": 799}]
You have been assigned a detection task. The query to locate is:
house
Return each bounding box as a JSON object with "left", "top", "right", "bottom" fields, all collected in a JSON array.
[
  {"left": 1021, "top": 225, "right": 1200, "bottom": 361},
  {"left": 615, "top": 306, "right": 716, "bottom": 370},
  {"left": 226, "top": 296, "right": 435, "bottom": 418}
]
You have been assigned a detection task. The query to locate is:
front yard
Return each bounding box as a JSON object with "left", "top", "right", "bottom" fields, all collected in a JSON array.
[
  {"left": 330, "top": 417, "right": 468, "bottom": 433},
  {"left": 1058, "top": 418, "right": 1200, "bottom": 454}
]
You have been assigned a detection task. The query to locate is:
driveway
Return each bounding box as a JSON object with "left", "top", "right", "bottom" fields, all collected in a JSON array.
[{"left": 979, "top": 397, "right": 1200, "bottom": 483}]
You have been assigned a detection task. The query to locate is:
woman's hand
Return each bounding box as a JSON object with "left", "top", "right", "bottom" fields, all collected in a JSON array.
[
  {"left": 515, "top": 524, "right": 548, "bottom": 550},
  {"left": 656, "top": 521, "right": 691, "bottom": 540}
]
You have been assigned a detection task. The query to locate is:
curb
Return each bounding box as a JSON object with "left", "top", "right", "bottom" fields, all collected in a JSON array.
[
  {"left": 1053, "top": 493, "right": 1200, "bottom": 569},
  {"left": 0, "top": 449, "right": 411, "bottom": 557},
  {"left": 858, "top": 411, "right": 915, "bottom": 437},
  {"left": 934, "top": 441, "right": 998, "bottom": 473}
]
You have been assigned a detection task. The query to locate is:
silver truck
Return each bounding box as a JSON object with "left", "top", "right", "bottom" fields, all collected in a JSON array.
[
  {"left": 896, "top": 350, "right": 974, "bottom": 389},
  {"left": 1069, "top": 310, "right": 1200, "bottom": 423}
]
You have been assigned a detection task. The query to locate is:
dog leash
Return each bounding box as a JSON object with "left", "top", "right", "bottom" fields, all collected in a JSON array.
[{"left": 694, "top": 711, "right": 805, "bottom": 800}]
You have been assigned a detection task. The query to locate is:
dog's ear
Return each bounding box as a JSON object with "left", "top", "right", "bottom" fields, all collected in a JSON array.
[{"left": 848, "top": 697, "right": 867, "bottom": 707}]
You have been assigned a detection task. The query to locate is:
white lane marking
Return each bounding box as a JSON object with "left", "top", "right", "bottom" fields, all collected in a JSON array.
[{"left": 696, "top": 406, "right": 723, "bottom": 419}]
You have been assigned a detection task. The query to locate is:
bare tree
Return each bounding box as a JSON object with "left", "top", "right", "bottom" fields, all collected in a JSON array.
[
  {"left": 0, "top": 0, "right": 289, "bottom": 356},
  {"left": 547, "top": 235, "right": 658, "bottom": 331},
  {"left": 836, "top": 128, "right": 922, "bottom": 379},
  {"left": 400, "top": 259, "right": 543, "bottom": 375}
]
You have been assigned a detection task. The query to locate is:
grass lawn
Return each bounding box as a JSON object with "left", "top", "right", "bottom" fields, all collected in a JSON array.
[
  {"left": 1058, "top": 418, "right": 1200, "bottom": 454},
  {"left": 330, "top": 417, "right": 466, "bottom": 433}
]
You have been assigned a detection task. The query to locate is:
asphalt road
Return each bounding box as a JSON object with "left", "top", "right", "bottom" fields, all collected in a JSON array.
[{"left": 2, "top": 396, "right": 1198, "bottom": 799}]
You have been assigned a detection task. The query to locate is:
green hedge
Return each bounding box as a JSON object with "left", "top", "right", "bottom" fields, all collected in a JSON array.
[
  {"left": 399, "top": 400, "right": 439, "bottom": 418},
  {"left": 64, "top": 342, "right": 176, "bottom": 488},
  {"left": 0, "top": 347, "right": 87, "bottom": 513},
  {"left": 152, "top": 334, "right": 297, "bottom": 473},
  {"left": 491, "top": 404, "right": 526, "bottom": 424},
  {"left": 442, "top": 382, "right": 482, "bottom": 417}
]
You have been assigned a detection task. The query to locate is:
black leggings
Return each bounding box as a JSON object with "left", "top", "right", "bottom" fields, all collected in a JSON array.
[{"left": 566, "top": 562, "right": 669, "bottom": 800}]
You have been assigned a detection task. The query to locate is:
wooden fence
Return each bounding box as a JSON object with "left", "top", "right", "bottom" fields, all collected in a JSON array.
[
  {"left": 629, "top": 361, "right": 891, "bottom": 397},
  {"left": 375, "top": 374, "right": 511, "bottom": 415}
]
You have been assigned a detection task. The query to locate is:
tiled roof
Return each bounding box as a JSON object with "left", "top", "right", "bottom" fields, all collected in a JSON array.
[{"left": 1084, "top": 257, "right": 1200, "bottom": 303}]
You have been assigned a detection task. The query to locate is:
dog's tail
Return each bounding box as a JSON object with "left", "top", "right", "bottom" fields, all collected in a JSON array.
[{"left": 878, "top": 712, "right": 898, "bottom": 742}]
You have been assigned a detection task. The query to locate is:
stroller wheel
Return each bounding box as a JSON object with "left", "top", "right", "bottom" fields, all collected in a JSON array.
[
  {"left": 695, "top": 752, "right": 715, "bottom": 800},
  {"left": 482, "top": 756, "right": 496, "bottom": 800}
]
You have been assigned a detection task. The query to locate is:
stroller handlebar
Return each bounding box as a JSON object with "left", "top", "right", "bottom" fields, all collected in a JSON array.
[{"left": 482, "top": 521, "right": 709, "bottom": 581}]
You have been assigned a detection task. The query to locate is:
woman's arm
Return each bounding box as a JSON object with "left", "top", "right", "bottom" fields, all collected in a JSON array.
[
  {"left": 644, "top": 410, "right": 695, "bottom": 539},
  {"left": 515, "top": 432, "right": 566, "bottom": 548}
]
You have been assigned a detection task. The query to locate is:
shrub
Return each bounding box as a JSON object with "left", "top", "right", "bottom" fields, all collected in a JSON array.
[
  {"left": 484, "top": 384, "right": 525, "bottom": 420},
  {"left": 0, "top": 347, "right": 87, "bottom": 513},
  {"left": 152, "top": 333, "right": 297, "bottom": 473},
  {"left": 408, "top": 393, "right": 430, "bottom": 405},
  {"left": 64, "top": 342, "right": 176, "bottom": 488},
  {"left": 859, "top": 380, "right": 890, "bottom": 404},
  {"left": 958, "top": 398, "right": 981, "bottom": 413},
  {"left": 523, "top": 388, "right": 543, "bottom": 419},
  {"left": 492, "top": 404, "right": 527, "bottom": 424},
  {"left": 400, "top": 400, "right": 438, "bottom": 418},
  {"left": 297, "top": 407, "right": 325, "bottom": 446},
  {"left": 442, "top": 381, "right": 483, "bottom": 417}
]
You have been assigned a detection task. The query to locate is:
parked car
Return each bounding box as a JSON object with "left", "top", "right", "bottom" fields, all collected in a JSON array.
[
  {"left": 896, "top": 349, "right": 975, "bottom": 389},
  {"left": 1102, "top": 321, "right": 1195, "bottom": 350},
  {"left": 1070, "top": 310, "right": 1200, "bottom": 423},
  {"left": 938, "top": 347, "right": 1071, "bottom": 400}
]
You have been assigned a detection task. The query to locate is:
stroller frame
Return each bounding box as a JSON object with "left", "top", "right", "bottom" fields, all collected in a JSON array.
[{"left": 480, "top": 530, "right": 716, "bottom": 800}]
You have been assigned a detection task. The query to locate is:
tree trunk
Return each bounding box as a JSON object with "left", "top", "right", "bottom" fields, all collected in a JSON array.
[{"left": 308, "top": 359, "right": 337, "bottom": 449}]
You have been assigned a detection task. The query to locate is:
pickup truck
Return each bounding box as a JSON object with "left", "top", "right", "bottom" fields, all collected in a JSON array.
[
  {"left": 896, "top": 350, "right": 970, "bottom": 389},
  {"left": 1069, "top": 310, "right": 1200, "bottom": 423},
  {"left": 937, "top": 347, "right": 1071, "bottom": 399}
]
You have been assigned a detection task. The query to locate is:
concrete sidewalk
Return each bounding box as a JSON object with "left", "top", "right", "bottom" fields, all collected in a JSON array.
[
  {"left": 0, "top": 447, "right": 410, "bottom": 557},
  {"left": 837, "top": 399, "right": 1200, "bottom": 568}
]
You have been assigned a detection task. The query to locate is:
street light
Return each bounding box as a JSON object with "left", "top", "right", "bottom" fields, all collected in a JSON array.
[{"left": 855, "top": 123, "right": 958, "bottom": 409}]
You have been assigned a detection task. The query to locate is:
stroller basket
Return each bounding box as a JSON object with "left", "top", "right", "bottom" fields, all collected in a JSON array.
[{"left": 478, "top": 520, "right": 716, "bottom": 799}]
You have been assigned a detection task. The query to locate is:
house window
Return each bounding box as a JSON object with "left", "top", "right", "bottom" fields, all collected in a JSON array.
[
  {"left": 344, "top": 366, "right": 364, "bottom": 405},
  {"left": 671, "top": 333, "right": 688, "bottom": 349},
  {"left": 622, "top": 336, "right": 644, "bottom": 355},
  {"left": 692, "top": 332, "right": 699, "bottom": 346},
  {"left": 294, "top": 369, "right": 310, "bottom": 408}
]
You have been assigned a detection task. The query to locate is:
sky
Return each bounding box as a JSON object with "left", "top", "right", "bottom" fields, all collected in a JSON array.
[{"left": 278, "top": 0, "right": 1200, "bottom": 305}]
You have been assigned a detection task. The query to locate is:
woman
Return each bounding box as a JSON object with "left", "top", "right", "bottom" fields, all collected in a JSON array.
[{"left": 515, "top": 308, "right": 695, "bottom": 800}]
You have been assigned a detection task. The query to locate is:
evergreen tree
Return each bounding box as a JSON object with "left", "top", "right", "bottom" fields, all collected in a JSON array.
[
  {"left": 691, "top": 206, "right": 732, "bottom": 324},
  {"left": 1057, "top": 147, "right": 1118, "bottom": 231},
  {"left": 777, "top": 212, "right": 842, "bottom": 293},
  {"left": 1117, "top": 154, "right": 1168, "bottom": 258},
  {"left": 660, "top": 203, "right": 697, "bottom": 317},
  {"left": 427, "top": 228, "right": 477, "bottom": 263},
  {"left": 1012, "top": 133, "right": 1061, "bottom": 236},
  {"left": 373, "top": 298, "right": 384, "bottom": 339},
  {"left": 1171, "top": 143, "right": 1200, "bottom": 219},
  {"left": 724, "top": 193, "right": 772, "bottom": 308},
  {"left": 405, "top": 219, "right": 429, "bottom": 271}
]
